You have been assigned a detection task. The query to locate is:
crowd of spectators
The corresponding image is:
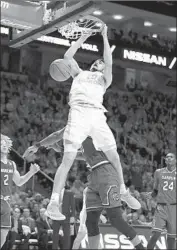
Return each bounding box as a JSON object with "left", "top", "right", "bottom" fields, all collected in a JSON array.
[
  {"left": 109, "top": 28, "right": 176, "bottom": 55},
  {"left": 2, "top": 187, "right": 52, "bottom": 250}
]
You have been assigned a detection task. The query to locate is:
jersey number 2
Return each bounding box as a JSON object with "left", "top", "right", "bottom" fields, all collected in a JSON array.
[
  {"left": 163, "top": 181, "right": 173, "bottom": 191},
  {"left": 4, "top": 175, "right": 9, "bottom": 186}
]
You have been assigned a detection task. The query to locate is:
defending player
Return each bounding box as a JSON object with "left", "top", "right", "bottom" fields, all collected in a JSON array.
[
  {"left": 23, "top": 131, "right": 144, "bottom": 249},
  {"left": 24, "top": 24, "right": 140, "bottom": 220},
  {"left": 147, "top": 153, "right": 176, "bottom": 249},
  {"left": 1, "top": 134, "right": 40, "bottom": 248}
]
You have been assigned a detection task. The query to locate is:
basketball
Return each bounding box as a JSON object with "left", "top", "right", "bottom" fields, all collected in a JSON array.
[{"left": 49, "top": 59, "right": 71, "bottom": 82}]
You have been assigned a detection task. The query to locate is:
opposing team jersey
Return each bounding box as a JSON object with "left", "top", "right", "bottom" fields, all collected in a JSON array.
[
  {"left": 82, "top": 137, "right": 109, "bottom": 169},
  {"left": 1, "top": 160, "right": 14, "bottom": 198},
  {"left": 155, "top": 168, "right": 176, "bottom": 204},
  {"left": 69, "top": 71, "right": 106, "bottom": 111}
]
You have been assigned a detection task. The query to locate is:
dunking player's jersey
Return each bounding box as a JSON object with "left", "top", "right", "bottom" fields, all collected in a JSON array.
[
  {"left": 69, "top": 71, "right": 106, "bottom": 111},
  {"left": 82, "top": 137, "right": 109, "bottom": 169},
  {"left": 156, "top": 168, "right": 176, "bottom": 204},
  {"left": 1, "top": 160, "right": 14, "bottom": 198}
]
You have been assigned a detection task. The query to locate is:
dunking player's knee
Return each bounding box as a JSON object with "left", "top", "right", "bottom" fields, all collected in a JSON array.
[{"left": 64, "top": 139, "right": 80, "bottom": 153}]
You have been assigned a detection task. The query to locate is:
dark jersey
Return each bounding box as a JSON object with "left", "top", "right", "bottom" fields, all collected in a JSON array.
[
  {"left": 82, "top": 137, "right": 109, "bottom": 169},
  {"left": 1, "top": 160, "right": 14, "bottom": 198},
  {"left": 155, "top": 168, "right": 176, "bottom": 204}
]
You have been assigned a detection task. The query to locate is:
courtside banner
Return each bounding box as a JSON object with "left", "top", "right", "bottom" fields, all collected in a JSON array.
[{"left": 77, "top": 224, "right": 167, "bottom": 249}]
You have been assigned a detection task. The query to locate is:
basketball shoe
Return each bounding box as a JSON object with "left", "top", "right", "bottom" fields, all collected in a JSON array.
[
  {"left": 46, "top": 201, "right": 66, "bottom": 220},
  {"left": 121, "top": 189, "right": 141, "bottom": 210}
]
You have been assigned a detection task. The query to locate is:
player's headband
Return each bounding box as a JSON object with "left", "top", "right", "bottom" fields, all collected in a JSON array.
[{"left": 1, "top": 134, "right": 13, "bottom": 151}]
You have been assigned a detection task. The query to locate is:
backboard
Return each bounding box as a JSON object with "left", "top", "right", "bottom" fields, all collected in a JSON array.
[{"left": 1, "top": 1, "right": 97, "bottom": 48}]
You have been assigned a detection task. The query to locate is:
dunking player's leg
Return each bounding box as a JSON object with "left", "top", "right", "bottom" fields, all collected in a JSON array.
[
  {"left": 47, "top": 141, "right": 79, "bottom": 220},
  {"left": 93, "top": 114, "right": 140, "bottom": 210},
  {"left": 102, "top": 148, "right": 140, "bottom": 209}
]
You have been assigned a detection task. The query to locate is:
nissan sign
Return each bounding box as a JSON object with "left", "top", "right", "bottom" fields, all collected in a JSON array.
[
  {"left": 77, "top": 224, "right": 167, "bottom": 249},
  {"left": 123, "top": 49, "right": 167, "bottom": 67},
  {"left": 123, "top": 49, "right": 176, "bottom": 70}
]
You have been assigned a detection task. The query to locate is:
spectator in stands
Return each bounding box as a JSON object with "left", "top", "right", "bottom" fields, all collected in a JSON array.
[
  {"left": 31, "top": 203, "right": 40, "bottom": 220},
  {"left": 36, "top": 208, "right": 53, "bottom": 250},
  {"left": 52, "top": 187, "right": 75, "bottom": 250},
  {"left": 129, "top": 212, "right": 139, "bottom": 225},
  {"left": 20, "top": 208, "right": 37, "bottom": 250}
]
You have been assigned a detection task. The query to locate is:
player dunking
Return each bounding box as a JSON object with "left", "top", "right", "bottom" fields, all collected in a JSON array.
[
  {"left": 23, "top": 130, "right": 144, "bottom": 249},
  {"left": 147, "top": 153, "right": 176, "bottom": 249},
  {"left": 0, "top": 134, "right": 40, "bottom": 248},
  {"left": 24, "top": 25, "right": 140, "bottom": 220}
]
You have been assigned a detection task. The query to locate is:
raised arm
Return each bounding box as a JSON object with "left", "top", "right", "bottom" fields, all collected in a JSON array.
[
  {"left": 12, "top": 162, "right": 40, "bottom": 186},
  {"left": 102, "top": 25, "right": 112, "bottom": 88},
  {"left": 64, "top": 33, "right": 91, "bottom": 59},
  {"left": 64, "top": 32, "right": 92, "bottom": 78}
]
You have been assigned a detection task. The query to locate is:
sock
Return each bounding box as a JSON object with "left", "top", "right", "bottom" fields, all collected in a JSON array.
[
  {"left": 50, "top": 193, "right": 59, "bottom": 204},
  {"left": 120, "top": 184, "right": 127, "bottom": 194}
]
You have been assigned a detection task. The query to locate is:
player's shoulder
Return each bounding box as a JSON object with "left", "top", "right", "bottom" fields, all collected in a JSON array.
[{"left": 155, "top": 168, "right": 166, "bottom": 174}]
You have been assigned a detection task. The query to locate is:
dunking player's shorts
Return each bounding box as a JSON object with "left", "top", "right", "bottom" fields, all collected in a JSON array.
[
  {"left": 63, "top": 106, "right": 116, "bottom": 151},
  {"left": 85, "top": 163, "right": 121, "bottom": 211},
  {"left": 0, "top": 198, "right": 11, "bottom": 229},
  {"left": 152, "top": 203, "right": 176, "bottom": 237}
]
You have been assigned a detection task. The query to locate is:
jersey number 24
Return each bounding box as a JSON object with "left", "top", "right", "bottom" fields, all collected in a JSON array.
[{"left": 163, "top": 181, "right": 174, "bottom": 191}]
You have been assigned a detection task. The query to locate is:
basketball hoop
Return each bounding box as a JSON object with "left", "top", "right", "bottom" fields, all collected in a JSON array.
[{"left": 58, "top": 15, "right": 104, "bottom": 39}]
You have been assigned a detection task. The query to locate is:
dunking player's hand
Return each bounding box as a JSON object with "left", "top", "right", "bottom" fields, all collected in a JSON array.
[
  {"left": 101, "top": 24, "right": 108, "bottom": 37},
  {"left": 82, "top": 29, "right": 93, "bottom": 37},
  {"left": 29, "top": 163, "right": 40, "bottom": 174},
  {"left": 23, "top": 145, "right": 39, "bottom": 159}
]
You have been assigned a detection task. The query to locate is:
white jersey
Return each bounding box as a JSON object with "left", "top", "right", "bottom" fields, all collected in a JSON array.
[{"left": 69, "top": 70, "right": 107, "bottom": 111}]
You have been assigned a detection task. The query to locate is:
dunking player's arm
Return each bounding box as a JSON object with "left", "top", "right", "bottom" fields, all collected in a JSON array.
[
  {"left": 12, "top": 162, "right": 40, "bottom": 186},
  {"left": 64, "top": 32, "right": 91, "bottom": 78},
  {"left": 101, "top": 25, "right": 112, "bottom": 88}
]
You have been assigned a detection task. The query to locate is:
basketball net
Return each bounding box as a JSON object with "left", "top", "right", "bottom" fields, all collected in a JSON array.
[{"left": 58, "top": 14, "right": 104, "bottom": 40}]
